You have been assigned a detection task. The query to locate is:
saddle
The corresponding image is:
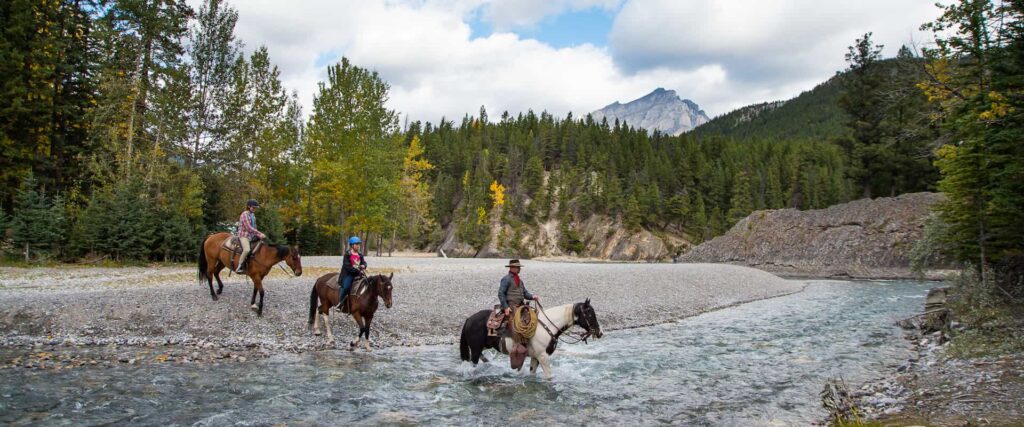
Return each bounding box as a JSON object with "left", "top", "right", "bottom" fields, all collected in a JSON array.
[
  {"left": 222, "top": 236, "right": 262, "bottom": 271},
  {"left": 333, "top": 275, "right": 367, "bottom": 314},
  {"left": 488, "top": 304, "right": 535, "bottom": 370}
]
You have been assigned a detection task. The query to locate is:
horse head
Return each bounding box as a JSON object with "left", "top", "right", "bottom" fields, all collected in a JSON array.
[
  {"left": 283, "top": 245, "right": 302, "bottom": 276},
  {"left": 375, "top": 272, "right": 394, "bottom": 308},
  {"left": 575, "top": 298, "right": 603, "bottom": 340}
]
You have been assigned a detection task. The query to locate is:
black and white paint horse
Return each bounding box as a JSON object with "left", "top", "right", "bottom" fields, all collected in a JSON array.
[{"left": 459, "top": 299, "right": 603, "bottom": 379}]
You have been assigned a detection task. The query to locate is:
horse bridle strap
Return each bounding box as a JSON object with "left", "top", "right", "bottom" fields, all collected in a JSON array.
[{"left": 534, "top": 301, "right": 590, "bottom": 345}]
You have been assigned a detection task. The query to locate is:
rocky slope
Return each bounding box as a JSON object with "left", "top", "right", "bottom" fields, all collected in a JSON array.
[
  {"left": 592, "top": 88, "right": 709, "bottom": 135},
  {"left": 437, "top": 214, "right": 690, "bottom": 262},
  {"left": 679, "top": 192, "right": 948, "bottom": 278}
]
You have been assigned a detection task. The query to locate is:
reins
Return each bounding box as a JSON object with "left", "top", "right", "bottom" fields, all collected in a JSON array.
[{"left": 534, "top": 301, "right": 593, "bottom": 345}]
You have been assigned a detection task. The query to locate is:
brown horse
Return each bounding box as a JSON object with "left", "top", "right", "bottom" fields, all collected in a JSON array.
[
  {"left": 308, "top": 272, "right": 393, "bottom": 350},
  {"left": 197, "top": 232, "right": 302, "bottom": 316}
]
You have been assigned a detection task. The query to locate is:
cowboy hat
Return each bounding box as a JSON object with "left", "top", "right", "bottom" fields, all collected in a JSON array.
[{"left": 505, "top": 259, "right": 523, "bottom": 268}]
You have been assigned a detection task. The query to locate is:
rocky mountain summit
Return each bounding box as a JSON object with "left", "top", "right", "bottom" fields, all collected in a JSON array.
[
  {"left": 592, "top": 88, "right": 710, "bottom": 135},
  {"left": 679, "top": 193, "right": 949, "bottom": 279}
]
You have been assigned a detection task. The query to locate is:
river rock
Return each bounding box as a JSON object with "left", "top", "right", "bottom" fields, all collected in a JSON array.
[{"left": 679, "top": 193, "right": 947, "bottom": 279}]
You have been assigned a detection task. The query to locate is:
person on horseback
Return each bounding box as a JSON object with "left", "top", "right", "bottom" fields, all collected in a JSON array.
[
  {"left": 236, "top": 199, "right": 266, "bottom": 273},
  {"left": 499, "top": 259, "right": 540, "bottom": 316},
  {"left": 339, "top": 235, "right": 367, "bottom": 306}
]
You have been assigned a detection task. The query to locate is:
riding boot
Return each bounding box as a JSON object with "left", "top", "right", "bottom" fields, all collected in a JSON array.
[
  {"left": 338, "top": 289, "right": 350, "bottom": 312},
  {"left": 235, "top": 259, "right": 246, "bottom": 274}
]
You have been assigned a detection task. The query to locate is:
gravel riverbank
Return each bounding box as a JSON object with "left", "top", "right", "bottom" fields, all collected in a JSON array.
[{"left": 0, "top": 257, "right": 803, "bottom": 360}]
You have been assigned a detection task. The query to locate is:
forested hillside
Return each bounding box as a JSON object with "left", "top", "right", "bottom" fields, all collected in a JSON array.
[
  {"left": 409, "top": 112, "right": 851, "bottom": 258},
  {"left": 1, "top": 0, "right": 1020, "bottom": 288},
  {"left": 690, "top": 76, "right": 848, "bottom": 141}
]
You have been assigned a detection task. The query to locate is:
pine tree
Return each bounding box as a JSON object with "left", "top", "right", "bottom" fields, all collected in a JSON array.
[
  {"left": 623, "top": 195, "right": 642, "bottom": 231},
  {"left": 838, "top": 32, "right": 886, "bottom": 198},
  {"left": 11, "top": 175, "right": 64, "bottom": 261},
  {"left": 921, "top": 0, "right": 1024, "bottom": 290},
  {"left": 727, "top": 170, "right": 754, "bottom": 224}
]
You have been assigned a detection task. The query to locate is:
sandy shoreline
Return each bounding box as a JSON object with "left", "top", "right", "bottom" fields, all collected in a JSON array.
[{"left": 0, "top": 257, "right": 804, "bottom": 359}]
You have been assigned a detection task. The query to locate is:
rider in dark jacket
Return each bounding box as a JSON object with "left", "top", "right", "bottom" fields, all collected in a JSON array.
[{"left": 340, "top": 236, "right": 367, "bottom": 305}]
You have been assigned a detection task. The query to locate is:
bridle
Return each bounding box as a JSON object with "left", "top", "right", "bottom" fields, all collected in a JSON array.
[{"left": 535, "top": 301, "right": 600, "bottom": 345}]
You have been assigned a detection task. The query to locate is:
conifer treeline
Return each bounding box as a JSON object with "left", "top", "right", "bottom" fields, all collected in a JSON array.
[
  {"left": 2, "top": 0, "right": 1020, "bottom": 299},
  {"left": 408, "top": 112, "right": 851, "bottom": 249}
]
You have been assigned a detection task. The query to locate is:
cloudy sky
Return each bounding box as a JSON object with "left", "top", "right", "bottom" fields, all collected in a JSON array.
[{"left": 205, "top": 0, "right": 943, "bottom": 123}]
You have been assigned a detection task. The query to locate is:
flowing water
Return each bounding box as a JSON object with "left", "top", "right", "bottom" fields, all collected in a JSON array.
[{"left": 1, "top": 280, "right": 932, "bottom": 426}]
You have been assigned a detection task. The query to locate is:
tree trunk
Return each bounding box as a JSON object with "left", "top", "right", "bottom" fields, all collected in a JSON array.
[
  {"left": 24, "top": 243, "right": 30, "bottom": 262},
  {"left": 389, "top": 229, "right": 395, "bottom": 257}
]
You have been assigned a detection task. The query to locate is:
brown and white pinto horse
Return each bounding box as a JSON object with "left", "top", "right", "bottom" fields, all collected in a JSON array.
[
  {"left": 197, "top": 232, "right": 302, "bottom": 316},
  {"left": 308, "top": 272, "right": 393, "bottom": 350}
]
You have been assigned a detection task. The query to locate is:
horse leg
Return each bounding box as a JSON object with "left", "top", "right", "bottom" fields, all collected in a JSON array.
[
  {"left": 312, "top": 305, "right": 322, "bottom": 336},
  {"left": 530, "top": 358, "right": 540, "bottom": 374},
  {"left": 204, "top": 257, "right": 218, "bottom": 301},
  {"left": 349, "top": 312, "right": 365, "bottom": 351},
  {"left": 322, "top": 311, "right": 335, "bottom": 345},
  {"left": 249, "top": 278, "right": 265, "bottom": 316},
  {"left": 361, "top": 314, "right": 374, "bottom": 352},
  {"left": 210, "top": 261, "right": 223, "bottom": 294},
  {"left": 537, "top": 353, "right": 554, "bottom": 380},
  {"left": 205, "top": 273, "right": 218, "bottom": 300},
  {"left": 257, "top": 285, "right": 265, "bottom": 317}
]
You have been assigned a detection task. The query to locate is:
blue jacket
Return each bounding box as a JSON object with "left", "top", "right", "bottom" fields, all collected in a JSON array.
[{"left": 498, "top": 273, "right": 534, "bottom": 309}]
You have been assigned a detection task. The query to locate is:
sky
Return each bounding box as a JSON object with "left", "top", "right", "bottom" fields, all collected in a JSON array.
[{"left": 199, "top": 0, "right": 944, "bottom": 124}]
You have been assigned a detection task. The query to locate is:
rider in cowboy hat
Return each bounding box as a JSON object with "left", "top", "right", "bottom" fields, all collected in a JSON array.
[
  {"left": 340, "top": 235, "right": 367, "bottom": 306},
  {"left": 498, "top": 259, "right": 540, "bottom": 317}
]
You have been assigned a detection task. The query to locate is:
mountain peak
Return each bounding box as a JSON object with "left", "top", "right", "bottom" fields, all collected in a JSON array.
[{"left": 593, "top": 89, "right": 709, "bottom": 135}]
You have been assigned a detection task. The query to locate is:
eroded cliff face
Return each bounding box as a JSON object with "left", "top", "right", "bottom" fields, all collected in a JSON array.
[
  {"left": 437, "top": 214, "right": 690, "bottom": 262},
  {"left": 679, "top": 192, "right": 947, "bottom": 278}
]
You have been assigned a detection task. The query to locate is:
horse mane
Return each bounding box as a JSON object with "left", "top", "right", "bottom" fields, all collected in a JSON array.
[{"left": 273, "top": 244, "right": 290, "bottom": 259}]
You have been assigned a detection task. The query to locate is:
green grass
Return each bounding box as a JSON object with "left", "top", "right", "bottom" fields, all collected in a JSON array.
[{"left": 945, "top": 271, "right": 1024, "bottom": 358}]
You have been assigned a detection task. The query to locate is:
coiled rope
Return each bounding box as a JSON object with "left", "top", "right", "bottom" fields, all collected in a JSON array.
[{"left": 511, "top": 305, "right": 538, "bottom": 342}]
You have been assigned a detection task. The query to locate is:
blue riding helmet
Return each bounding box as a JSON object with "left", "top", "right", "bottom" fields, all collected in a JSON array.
[{"left": 348, "top": 236, "right": 362, "bottom": 245}]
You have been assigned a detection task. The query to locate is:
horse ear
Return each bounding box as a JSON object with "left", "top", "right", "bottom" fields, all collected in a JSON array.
[
  {"left": 389, "top": 272, "right": 393, "bottom": 280},
  {"left": 585, "top": 297, "right": 590, "bottom": 305}
]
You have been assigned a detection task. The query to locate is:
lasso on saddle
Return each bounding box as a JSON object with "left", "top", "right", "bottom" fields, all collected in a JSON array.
[
  {"left": 487, "top": 304, "right": 538, "bottom": 370},
  {"left": 221, "top": 236, "right": 262, "bottom": 272}
]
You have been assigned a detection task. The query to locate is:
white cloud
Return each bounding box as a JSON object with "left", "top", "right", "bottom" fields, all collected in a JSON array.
[
  {"left": 610, "top": 1, "right": 941, "bottom": 87},
  {"left": 194, "top": 0, "right": 946, "bottom": 123}
]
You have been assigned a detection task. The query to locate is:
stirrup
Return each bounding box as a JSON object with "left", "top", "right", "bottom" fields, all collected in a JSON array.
[{"left": 488, "top": 328, "right": 497, "bottom": 337}]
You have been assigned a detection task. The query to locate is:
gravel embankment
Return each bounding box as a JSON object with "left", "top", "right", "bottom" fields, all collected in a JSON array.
[{"left": 0, "top": 257, "right": 803, "bottom": 356}]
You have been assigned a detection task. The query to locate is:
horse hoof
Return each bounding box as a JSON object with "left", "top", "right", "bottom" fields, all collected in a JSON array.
[
  {"left": 211, "top": 295, "right": 218, "bottom": 301},
  {"left": 314, "top": 331, "right": 321, "bottom": 336},
  {"left": 217, "top": 288, "right": 223, "bottom": 295}
]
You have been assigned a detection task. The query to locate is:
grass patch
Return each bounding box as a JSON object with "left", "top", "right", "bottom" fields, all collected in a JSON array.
[{"left": 945, "top": 270, "right": 1024, "bottom": 358}]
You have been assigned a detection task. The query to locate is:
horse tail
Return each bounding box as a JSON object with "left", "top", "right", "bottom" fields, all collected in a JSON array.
[
  {"left": 459, "top": 319, "right": 471, "bottom": 362},
  {"left": 308, "top": 284, "right": 318, "bottom": 325},
  {"left": 197, "top": 236, "right": 209, "bottom": 282}
]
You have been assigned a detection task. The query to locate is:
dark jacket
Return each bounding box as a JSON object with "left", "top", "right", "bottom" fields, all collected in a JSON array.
[
  {"left": 341, "top": 250, "right": 367, "bottom": 278},
  {"left": 498, "top": 273, "right": 534, "bottom": 309}
]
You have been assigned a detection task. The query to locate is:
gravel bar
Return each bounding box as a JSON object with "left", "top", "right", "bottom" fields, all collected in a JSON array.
[{"left": 0, "top": 257, "right": 804, "bottom": 355}]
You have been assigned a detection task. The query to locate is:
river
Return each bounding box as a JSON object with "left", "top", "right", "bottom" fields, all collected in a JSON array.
[{"left": 0, "top": 279, "right": 930, "bottom": 426}]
